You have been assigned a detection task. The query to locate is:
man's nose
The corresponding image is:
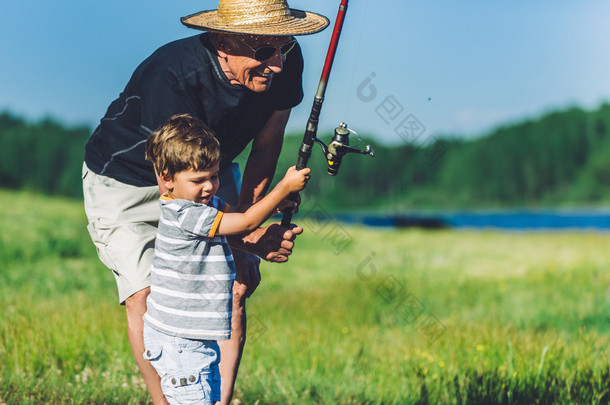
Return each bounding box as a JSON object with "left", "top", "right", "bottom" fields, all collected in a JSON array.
[{"left": 265, "top": 49, "right": 285, "bottom": 73}]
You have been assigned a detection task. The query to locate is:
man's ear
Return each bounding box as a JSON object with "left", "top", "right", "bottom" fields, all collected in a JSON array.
[
  {"left": 213, "top": 33, "right": 229, "bottom": 58},
  {"left": 217, "top": 47, "right": 228, "bottom": 59}
]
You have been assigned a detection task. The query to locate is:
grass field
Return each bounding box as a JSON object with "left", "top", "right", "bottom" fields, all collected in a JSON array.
[{"left": 1, "top": 189, "right": 609, "bottom": 404}]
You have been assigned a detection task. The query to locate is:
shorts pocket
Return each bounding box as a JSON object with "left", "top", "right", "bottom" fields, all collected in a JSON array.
[
  {"left": 163, "top": 371, "right": 214, "bottom": 405},
  {"left": 86, "top": 221, "right": 120, "bottom": 273},
  {"left": 143, "top": 343, "right": 166, "bottom": 383},
  {"left": 143, "top": 344, "right": 163, "bottom": 362}
]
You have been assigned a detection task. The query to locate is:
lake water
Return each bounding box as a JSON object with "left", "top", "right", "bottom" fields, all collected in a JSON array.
[{"left": 332, "top": 210, "right": 610, "bottom": 231}]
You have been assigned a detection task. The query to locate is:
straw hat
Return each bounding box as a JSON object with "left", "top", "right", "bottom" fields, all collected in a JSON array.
[{"left": 181, "top": 0, "right": 330, "bottom": 36}]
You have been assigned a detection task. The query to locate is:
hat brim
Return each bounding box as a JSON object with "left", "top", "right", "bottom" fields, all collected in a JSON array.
[{"left": 181, "top": 8, "right": 329, "bottom": 36}]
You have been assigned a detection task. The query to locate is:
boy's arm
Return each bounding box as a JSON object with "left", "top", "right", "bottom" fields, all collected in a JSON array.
[
  {"left": 218, "top": 182, "right": 290, "bottom": 235},
  {"left": 218, "top": 166, "right": 310, "bottom": 236}
]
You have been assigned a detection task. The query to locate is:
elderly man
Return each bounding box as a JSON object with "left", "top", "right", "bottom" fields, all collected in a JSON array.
[{"left": 82, "top": 1, "right": 328, "bottom": 404}]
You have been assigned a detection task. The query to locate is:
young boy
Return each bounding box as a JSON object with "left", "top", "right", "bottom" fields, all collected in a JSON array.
[{"left": 142, "top": 114, "right": 310, "bottom": 404}]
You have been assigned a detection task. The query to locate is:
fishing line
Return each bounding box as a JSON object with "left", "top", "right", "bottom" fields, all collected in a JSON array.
[
  {"left": 343, "top": 0, "right": 371, "bottom": 120},
  {"left": 347, "top": 127, "right": 362, "bottom": 147}
]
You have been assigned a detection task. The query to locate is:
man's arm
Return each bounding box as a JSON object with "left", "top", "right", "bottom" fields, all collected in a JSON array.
[
  {"left": 217, "top": 109, "right": 299, "bottom": 405},
  {"left": 226, "top": 108, "right": 303, "bottom": 262},
  {"left": 218, "top": 166, "right": 309, "bottom": 235},
  {"left": 237, "top": 109, "right": 291, "bottom": 211}
]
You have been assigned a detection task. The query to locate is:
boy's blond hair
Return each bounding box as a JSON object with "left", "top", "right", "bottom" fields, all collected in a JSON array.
[{"left": 145, "top": 114, "right": 221, "bottom": 178}]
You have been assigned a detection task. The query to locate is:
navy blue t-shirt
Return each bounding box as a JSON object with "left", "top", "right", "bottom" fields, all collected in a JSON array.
[{"left": 85, "top": 33, "right": 304, "bottom": 187}]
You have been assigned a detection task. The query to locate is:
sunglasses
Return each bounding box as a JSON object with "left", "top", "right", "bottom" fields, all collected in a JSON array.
[{"left": 237, "top": 37, "right": 297, "bottom": 62}]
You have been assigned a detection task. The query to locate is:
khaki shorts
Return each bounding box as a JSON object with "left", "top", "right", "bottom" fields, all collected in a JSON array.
[{"left": 82, "top": 162, "right": 241, "bottom": 304}]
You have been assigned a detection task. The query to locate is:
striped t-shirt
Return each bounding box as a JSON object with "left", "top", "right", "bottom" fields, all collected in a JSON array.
[{"left": 143, "top": 193, "right": 235, "bottom": 340}]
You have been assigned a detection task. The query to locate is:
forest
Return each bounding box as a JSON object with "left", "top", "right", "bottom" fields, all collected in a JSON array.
[{"left": 1, "top": 103, "right": 610, "bottom": 210}]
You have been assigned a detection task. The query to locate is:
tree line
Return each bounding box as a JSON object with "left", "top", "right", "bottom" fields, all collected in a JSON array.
[
  {"left": 0, "top": 113, "right": 90, "bottom": 198},
  {"left": 1, "top": 103, "right": 610, "bottom": 209}
]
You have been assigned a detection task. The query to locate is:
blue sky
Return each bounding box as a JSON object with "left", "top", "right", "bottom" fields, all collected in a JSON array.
[{"left": 1, "top": 0, "right": 609, "bottom": 144}]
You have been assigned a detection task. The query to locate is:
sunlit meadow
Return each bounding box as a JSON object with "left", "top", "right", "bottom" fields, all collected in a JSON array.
[{"left": 1, "top": 190, "right": 609, "bottom": 404}]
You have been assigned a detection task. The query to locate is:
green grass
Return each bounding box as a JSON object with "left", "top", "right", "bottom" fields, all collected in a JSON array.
[{"left": 1, "top": 189, "right": 609, "bottom": 404}]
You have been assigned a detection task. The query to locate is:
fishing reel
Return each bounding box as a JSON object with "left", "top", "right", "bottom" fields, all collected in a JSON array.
[{"left": 314, "top": 123, "right": 375, "bottom": 176}]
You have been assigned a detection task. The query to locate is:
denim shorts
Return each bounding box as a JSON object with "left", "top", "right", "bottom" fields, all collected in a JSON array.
[{"left": 143, "top": 323, "right": 221, "bottom": 404}]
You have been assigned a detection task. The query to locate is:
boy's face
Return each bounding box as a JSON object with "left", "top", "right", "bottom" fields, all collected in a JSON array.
[{"left": 161, "top": 164, "right": 220, "bottom": 205}]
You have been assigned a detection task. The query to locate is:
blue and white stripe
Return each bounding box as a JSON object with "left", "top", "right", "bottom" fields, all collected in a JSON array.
[{"left": 144, "top": 195, "right": 235, "bottom": 340}]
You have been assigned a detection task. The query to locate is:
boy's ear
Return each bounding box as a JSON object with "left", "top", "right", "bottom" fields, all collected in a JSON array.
[{"left": 159, "top": 171, "right": 174, "bottom": 190}]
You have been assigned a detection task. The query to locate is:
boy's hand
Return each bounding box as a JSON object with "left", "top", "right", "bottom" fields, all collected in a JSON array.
[{"left": 282, "top": 166, "right": 311, "bottom": 193}]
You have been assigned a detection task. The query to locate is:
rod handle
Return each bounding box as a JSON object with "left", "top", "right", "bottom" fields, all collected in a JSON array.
[{"left": 281, "top": 207, "right": 293, "bottom": 228}]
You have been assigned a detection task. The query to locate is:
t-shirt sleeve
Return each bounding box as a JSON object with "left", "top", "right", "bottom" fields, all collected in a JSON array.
[
  {"left": 178, "top": 198, "right": 230, "bottom": 238},
  {"left": 272, "top": 42, "right": 304, "bottom": 111},
  {"left": 178, "top": 204, "right": 223, "bottom": 238},
  {"left": 208, "top": 198, "right": 230, "bottom": 237}
]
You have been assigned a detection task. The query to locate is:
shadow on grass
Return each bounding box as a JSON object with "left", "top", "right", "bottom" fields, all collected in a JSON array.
[{"left": 415, "top": 366, "right": 610, "bottom": 405}]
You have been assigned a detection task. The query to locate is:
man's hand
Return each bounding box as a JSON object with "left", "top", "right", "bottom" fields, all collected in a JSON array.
[
  {"left": 231, "top": 249, "right": 261, "bottom": 299},
  {"left": 227, "top": 222, "right": 303, "bottom": 263},
  {"left": 276, "top": 192, "right": 301, "bottom": 215},
  {"left": 275, "top": 192, "right": 302, "bottom": 214}
]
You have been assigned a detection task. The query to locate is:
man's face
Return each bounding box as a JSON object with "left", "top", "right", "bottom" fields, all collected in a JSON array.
[{"left": 215, "top": 34, "right": 294, "bottom": 93}]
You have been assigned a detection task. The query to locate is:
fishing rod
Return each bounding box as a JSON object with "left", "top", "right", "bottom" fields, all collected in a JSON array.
[{"left": 281, "top": 0, "right": 374, "bottom": 227}]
